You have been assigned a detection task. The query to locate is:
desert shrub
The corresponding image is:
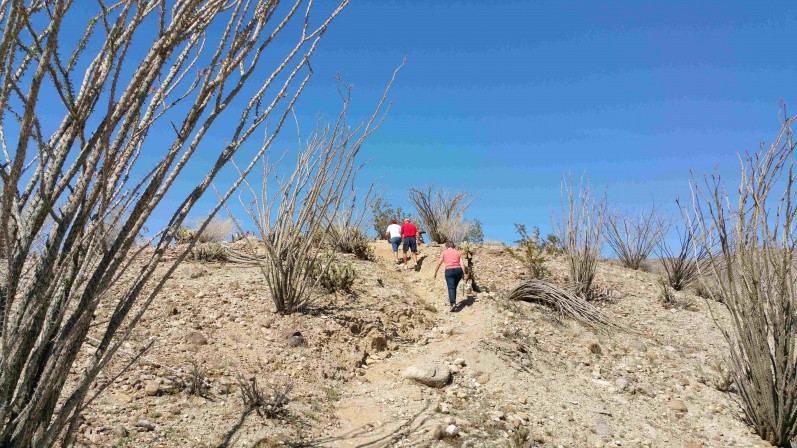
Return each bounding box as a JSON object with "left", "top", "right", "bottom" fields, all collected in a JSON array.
[
  {"left": 196, "top": 218, "right": 232, "bottom": 243},
  {"left": 313, "top": 255, "right": 356, "bottom": 293},
  {"left": 554, "top": 174, "right": 607, "bottom": 299},
  {"left": 0, "top": 2, "right": 350, "bottom": 444},
  {"left": 463, "top": 218, "right": 484, "bottom": 243},
  {"left": 657, "top": 277, "right": 695, "bottom": 310},
  {"left": 189, "top": 243, "right": 228, "bottom": 262},
  {"left": 328, "top": 224, "right": 374, "bottom": 260},
  {"left": 504, "top": 224, "right": 549, "bottom": 279},
  {"left": 690, "top": 111, "right": 797, "bottom": 445},
  {"left": 692, "top": 276, "right": 725, "bottom": 303},
  {"left": 408, "top": 186, "right": 474, "bottom": 244},
  {"left": 186, "top": 361, "right": 211, "bottom": 398},
  {"left": 227, "top": 70, "right": 401, "bottom": 314},
  {"left": 371, "top": 196, "right": 408, "bottom": 240},
  {"left": 657, "top": 218, "right": 709, "bottom": 290},
  {"left": 507, "top": 426, "right": 532, "bottom": 448},
  {"left": 236, "top": 375, "right": 292, "bottom": 419},
  {"left": 603, "top": 205, "right": 669, "bottom": 270},
  {"left": 176, "top": 226, "right": 198, "bottom": 244}
]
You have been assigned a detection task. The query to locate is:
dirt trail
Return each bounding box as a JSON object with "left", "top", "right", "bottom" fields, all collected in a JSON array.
[{"left": 327, "top": 243, "right": 494, "bottom": 447}]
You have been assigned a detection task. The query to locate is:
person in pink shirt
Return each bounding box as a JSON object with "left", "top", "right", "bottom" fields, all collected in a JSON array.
[{"left": 433, "top": 241, "right": 469, "bottom": 311}]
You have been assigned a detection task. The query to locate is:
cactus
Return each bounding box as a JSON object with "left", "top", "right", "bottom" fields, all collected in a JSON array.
[{"left": 313, "top": 256, "right": 356, "bottom": 293}]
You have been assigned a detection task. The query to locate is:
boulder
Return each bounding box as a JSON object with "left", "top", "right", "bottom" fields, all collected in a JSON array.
[{"left": 401, "top": 361, "right": 451, "bottom": 388}]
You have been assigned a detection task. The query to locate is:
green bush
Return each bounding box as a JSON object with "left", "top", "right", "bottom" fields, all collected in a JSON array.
[
  {"left": 371, "top": 196, "right": 407, "bottom": 240},
  {"left": 504, "top": 224, "right": 549, "bottom": 279},
  {"left": 189, "top": 243, "right": 228, "bottom": 262},
  {"left": 175, "top": 226, "right": 197, "bottom": 244},
  {"left": 334, "top": 227, "right": 374, "bottom": 260}
]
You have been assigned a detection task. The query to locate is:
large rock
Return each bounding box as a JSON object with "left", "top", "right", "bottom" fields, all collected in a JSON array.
[{"left": 401, "top": 361, "right": 451, "bottom": 388}]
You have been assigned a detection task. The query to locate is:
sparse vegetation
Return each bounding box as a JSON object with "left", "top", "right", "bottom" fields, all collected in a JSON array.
[
  {"left": 196, "top": 218, "right": 233, "bottom": 243},
  {"left": 328, "top": 224, "right": 374, "bottom": 260},
  {"left": 408, "top": 186, "right": 475, "bottom": 244},
  {"left": 504, "top": 224, "right": 550, "bottom": 279},
  {"left": 371, "top": 195, "right": 408, "bottom": 240},
  {"left": 656, "top": 217, "right": 708, "bottom": 290},
  {"left": 554, "top": 174, "right": 607, "bottom": 299},
  {"left": 603, "top": 205, "right": 669, "bottom": 270},
  {"left": 508, "top": 279, "right": 615, "bottom": 329},
  {"left": 690, "top": 111, "right": 797, "bottom": 445},
  {"left": 237, "top": 375, "right": 292, "bottom": 419},
  {"left": 189, "top": 243, "right": 228, "bottom": 262},
  {"left": 228, "top": 67, "right": 402, "bottom": 314},
  {"left": 313, "top": 255, "right": 357, "bottom": 294},
  {"left": 657, "top": 277, "right": 695, "bottom": 310},
  {"left": 0, "top": 1, "right": 349, "bottom": 444}
]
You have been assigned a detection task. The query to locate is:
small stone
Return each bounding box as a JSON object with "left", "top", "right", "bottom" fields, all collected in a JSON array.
[
  {"left": 586, "top": 341, "right": 602, "bottom": 355},
  {"left": 595, "top": 418, "right": 614, "bottom": 438},
  {"left": 445, "top": 424, "right": 459, "bottom": 437},
  {"left": 134, "top": 420, "right": 155, "bottom": 431},
  {"left": 518, "top": 396, "right": 527, "bottom": 404},
  {"left": 453, "top": 358, "right": 466, "bottom": 367},
  {"left": 111, "top": 425, "right": 128, "bottom": 438},
  {"left": 615, "top": 377, "right": 629, "bottom": 392},
  {"left": 401, "top": 361, "right": 451, "bottom": 388},
  {"left": 185, "top": 330, "right": 207, "bottom": 346},
  {"left": 144, "top": 380, "right": 160, "bottom": 396},
  {"left": 667, "top": 399, "right": 688, "bottom": 412}
]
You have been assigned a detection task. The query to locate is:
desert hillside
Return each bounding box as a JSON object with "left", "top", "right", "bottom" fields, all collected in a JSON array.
[{"left": 75, "top": 241, "right": 768, "bottom": 448}]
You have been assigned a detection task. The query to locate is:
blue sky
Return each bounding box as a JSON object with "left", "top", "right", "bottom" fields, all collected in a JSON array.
[
  {"left": 274, "top": 0, "right": 795, "bottom": 242},
  {"left": 34, "top": 1, "right": 795, "bottom": 244}
]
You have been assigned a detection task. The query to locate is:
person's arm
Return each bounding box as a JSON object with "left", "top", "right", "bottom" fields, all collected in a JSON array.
[{"left": 433, "top": 257, "right": 444, "bottom": 279}]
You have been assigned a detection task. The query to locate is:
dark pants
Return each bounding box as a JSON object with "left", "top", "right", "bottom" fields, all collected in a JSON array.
[{"left": 444, "top": 268, "right": 464, "bottom": 305}]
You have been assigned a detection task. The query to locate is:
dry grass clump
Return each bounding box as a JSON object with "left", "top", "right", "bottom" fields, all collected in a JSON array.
[
  {"left": 690, "top": 111, "right": 797, "bottom": 445},
  {"left": 236, "top": 375, "right": 292, "bottom": 419},
  {"left": 603, "top": 205, "right": 669, "bottom": 270}
]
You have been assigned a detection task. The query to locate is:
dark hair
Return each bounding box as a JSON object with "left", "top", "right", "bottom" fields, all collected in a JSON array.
[
  {"left": 391, "top": 219, "right": 398, "bottom": 224},
  {"left": 445, "top": 241, "right": 455, "bottom": 248}
]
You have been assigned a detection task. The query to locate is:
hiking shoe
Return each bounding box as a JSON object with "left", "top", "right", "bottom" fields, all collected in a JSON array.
[{"left": 450, "top": 303, "right": 456, "bottom": 312}]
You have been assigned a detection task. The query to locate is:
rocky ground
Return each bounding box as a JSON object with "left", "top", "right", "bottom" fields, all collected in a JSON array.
[{"left": 72, "top": 240, "right": 773, "bottom": 448}]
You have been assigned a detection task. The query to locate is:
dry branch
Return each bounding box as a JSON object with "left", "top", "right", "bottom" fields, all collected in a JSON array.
[
  {"left": 507, "top": 279, "right": 615, "bottom": 330},
  {"left": 0, "top": 1, "right": 349, "bottom": 445},
  {"left": 689, "top": 109, "right": 797, "bottom": 445}
]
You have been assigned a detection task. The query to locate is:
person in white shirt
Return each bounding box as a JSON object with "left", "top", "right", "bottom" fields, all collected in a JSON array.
[{"left": 385, "top": 219, "right": 402, "bottom": 263}]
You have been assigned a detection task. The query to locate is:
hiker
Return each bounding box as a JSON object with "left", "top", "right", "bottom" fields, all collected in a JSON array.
[
  {"left": 400, "top": 218, "right": 419, "bottom": 269},
  {"left": 434, "top": 241, "right": 468, "bottom": 311},
  {"left": 385, "top": 219, "right": 402, "bottom": 263}
]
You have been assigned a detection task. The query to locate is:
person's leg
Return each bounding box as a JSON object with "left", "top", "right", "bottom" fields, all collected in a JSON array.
[
  {"left": 402, "top": 238, "right": 409, "bottom": 266},
  {"left": 444, "top": 270, "right": 457, "bottom": 306}
]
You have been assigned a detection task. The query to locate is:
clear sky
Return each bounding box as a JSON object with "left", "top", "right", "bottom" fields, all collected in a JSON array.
[
  {"left": 39, "top": 1, "right": 795, "bottom": 244},
  {"left": 267, "top": 0, "right": 795, "bottom": 243}
]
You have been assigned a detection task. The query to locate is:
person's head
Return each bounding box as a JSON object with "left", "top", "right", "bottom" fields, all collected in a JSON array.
[
  {"left": 445, "top": 241, "right": 455, "bottom": 249},
  {"left": 391, "top": 219, "right": 397, "bottom": 224},
  {"left": 404, "top": 218, "right": 410, "bottom": 223}
]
